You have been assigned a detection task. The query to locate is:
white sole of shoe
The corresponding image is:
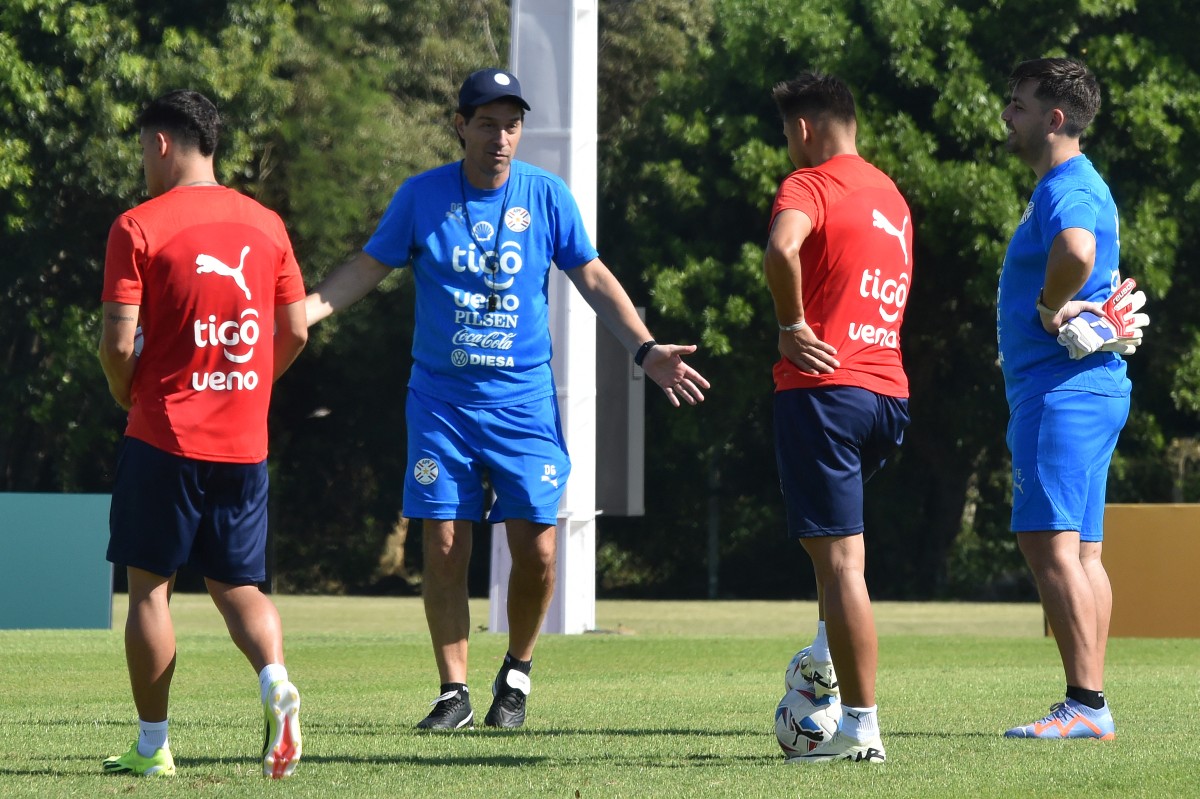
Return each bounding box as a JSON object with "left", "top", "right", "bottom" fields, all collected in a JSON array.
[{"left": 264, "top": 682, "right": 302, "bottom": 779}]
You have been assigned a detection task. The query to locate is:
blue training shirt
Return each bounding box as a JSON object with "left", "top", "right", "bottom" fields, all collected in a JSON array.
[
  {"left": 364, "top": 159, "right": 599, "bottom": 408},
  {"left": 997, "top": 155, "right": 1130, "bottom": 411}
]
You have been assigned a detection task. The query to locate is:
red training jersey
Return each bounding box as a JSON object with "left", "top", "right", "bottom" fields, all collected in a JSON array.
[
  {"left": 769, "top": 154, "right": 912, "bottom": 398},
  {"left": 102, "top": 186, "right": 305, "bottom": 462}
]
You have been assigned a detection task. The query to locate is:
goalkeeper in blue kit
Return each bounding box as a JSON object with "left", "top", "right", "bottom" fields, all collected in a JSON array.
[{"left": 996, "top": 57, "right": 1149, "bottom": 740}]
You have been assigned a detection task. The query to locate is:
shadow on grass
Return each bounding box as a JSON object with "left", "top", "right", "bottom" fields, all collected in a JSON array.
[
  {"left": 308, "top": 723, "right": 767, "bottom": 737},
  {"left": 2, "top": 752, "right": 782, "bottom": 775},
  {"left": 12, "top": 717, "right": 1004, "bottom": 741},
  {"left": 311, "top": 724, "right": 1002, "bottom": 740},
  {"left": 185, "top": 752, "right": 780, "bottom": 768},
  {"left": 887, "top": 730, "right": 999, "bottom": 739},
  {"left": 6, "top": 728, "right": 1001, "bottom": 776}
]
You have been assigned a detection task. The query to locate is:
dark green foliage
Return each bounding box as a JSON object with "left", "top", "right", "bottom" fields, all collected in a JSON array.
[
  {"left": 4, "top": 0, "right": 1200, "bottom": 598},
  {"left": 593, "top": 0, "right": 1200, "bottom": 598},
  {"left": 0, "top": 0, "right": 295, "bottom": 491},
  {"left": 258, "top": 0, "right": 510, "bottom": 591}
]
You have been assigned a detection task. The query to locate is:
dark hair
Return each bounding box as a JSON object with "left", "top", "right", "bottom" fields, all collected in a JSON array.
[
  {"left": 771, "top": 71, "right": 857, "bottom": 126},
  {"left": 1008, "top": 58, "right": 1100, "bottom": 137},
  {"left": 136, "top": 90, "right": 221, "bottom": 156}
]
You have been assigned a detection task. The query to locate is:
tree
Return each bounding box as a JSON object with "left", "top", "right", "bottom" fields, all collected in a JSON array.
[
  {"left": 258, "top": 0, "right": 512, "bottom": 591},
  {"left": 0, "top": 0, "right": 296, "bottom": 493},
  {"left": 0, "top": 0, "right": 513, "bottom": 591},
  {"left": 593, "top": 0, "right": 1200, "bottom": 598},
  {"left": 5, "top": 0, "right": 1198, "bottom": 599}
]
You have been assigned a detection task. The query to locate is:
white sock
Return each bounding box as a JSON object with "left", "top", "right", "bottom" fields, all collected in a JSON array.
[
  {"left": 812, "top": 621, "right": 831, "bottom": 662},
  {"left": 259, "top": 663, "right": 289, "bottom": 703},
  {"left": 841, "top": 705, "right": 879, "bottom": 742},
  {"left": 137, "top": 717, "right": 169, "bottom": 757}
]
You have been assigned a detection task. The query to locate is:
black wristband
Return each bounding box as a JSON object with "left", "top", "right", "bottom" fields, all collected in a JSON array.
[{"left": 633, "top": 339, "right": 657, "bottom": 367}]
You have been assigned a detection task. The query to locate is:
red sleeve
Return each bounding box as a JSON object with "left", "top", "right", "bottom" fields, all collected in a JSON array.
[
  {"left": 102, "top": 214, "right": 147, "bottom": 304},
  {"left": 272, "top": 215, "right": 306, "bottom": 305},
  {"left": 770, "top": 170, "right": 827, "bottom": 232}
]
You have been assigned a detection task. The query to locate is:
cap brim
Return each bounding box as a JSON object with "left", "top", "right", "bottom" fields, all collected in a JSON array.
[{"left": 470, "top": 92, "right": 531, "bottom": 111}]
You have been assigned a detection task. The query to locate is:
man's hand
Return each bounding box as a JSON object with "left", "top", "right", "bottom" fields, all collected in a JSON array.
[
  {"left": 641, "top": 344, "right": 710, "bottom": 407},
  {"left": 778, "top": 322, "right": 839, "bottom": 374}
]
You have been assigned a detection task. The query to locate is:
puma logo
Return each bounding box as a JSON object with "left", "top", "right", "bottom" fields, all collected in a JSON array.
[
  {"left": 872, "top": 210, "right": 910, "bottom": 265},
  {"left": 195, "top": 245, "right": 252, "bottom": 300}
]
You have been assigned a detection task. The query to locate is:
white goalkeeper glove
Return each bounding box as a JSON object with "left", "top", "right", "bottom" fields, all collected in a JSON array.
[{"left": 1057, "top": 278, "right": 1150, "bottom": 360}]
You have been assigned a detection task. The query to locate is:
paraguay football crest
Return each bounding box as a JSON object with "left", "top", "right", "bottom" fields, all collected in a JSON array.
[
  {"left": 413, "top": 458, "right": 439, "bottom": 485},
  {"left": 505, "top": 207, "right": 531, "bottom": 232}
]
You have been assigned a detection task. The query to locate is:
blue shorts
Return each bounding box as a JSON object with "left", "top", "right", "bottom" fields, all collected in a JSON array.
[
  {"left": 107, "top": 437, "right": 269, "bottom": 583},
  {"left": 404, "top": 389, "right": 570, "bottom": 525},
  {"left": 1007, "top": 389, "right": 1129, "bottom": 542},
  {"left": 774, "top": 386, "right": 910, "bottom": 538}
]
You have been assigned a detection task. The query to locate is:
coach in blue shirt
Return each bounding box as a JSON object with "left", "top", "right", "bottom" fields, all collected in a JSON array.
[{"left": 306, "top": 68, "right": 708, "bottom": 731}]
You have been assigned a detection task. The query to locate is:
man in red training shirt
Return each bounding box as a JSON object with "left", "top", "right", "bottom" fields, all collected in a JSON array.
[
  {"left": 98, "top": 90, "right": 306, "bottom": 779},
  {"left": 764, "top": 72, "right": 913, "bottom": 764}
]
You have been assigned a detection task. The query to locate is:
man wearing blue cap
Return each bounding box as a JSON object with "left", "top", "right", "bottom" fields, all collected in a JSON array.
[{"left": 306, "top": 68, "right": 709, "bottom": 729}]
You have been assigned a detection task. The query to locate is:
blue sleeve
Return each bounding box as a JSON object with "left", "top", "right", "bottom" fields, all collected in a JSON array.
[
  {"left": 1040, "top": 186, "right": 1099, "bottom": 252},
  {"left": 363, "top": 183, "right": 416, "bottom": 269},
  {"left": 549, "top": 178, "right": 599, "bottom": 271}
]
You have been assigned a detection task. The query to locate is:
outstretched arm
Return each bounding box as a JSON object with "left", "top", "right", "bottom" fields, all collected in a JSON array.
[
  {"left": 305, "top": 251, "right": 392, "bottom": 327},
  {"left": 566, "top": 258, "right": 709, "bottom": 407}
]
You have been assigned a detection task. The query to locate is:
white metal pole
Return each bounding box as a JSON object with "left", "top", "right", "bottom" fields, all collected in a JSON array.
[{"left": 489, "top": 0, "right": 598, "bottom": 634}]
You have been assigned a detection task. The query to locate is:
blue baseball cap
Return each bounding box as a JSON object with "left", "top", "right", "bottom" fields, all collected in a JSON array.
[{"left": 458, "top": 68, "right": 531, "bottom": 111}]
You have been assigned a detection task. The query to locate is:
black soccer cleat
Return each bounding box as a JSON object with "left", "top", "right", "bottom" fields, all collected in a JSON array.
[
  {"left": 483, "top": 668, "right": 530, "bottom": 729},
  {"left": 415, "top": 689, "right": 474, "bottom": 730}
]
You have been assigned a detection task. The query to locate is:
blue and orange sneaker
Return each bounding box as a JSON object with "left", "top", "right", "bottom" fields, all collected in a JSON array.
[{"left": 1004, "top": 699, "right": 1116, "bottom": 740}]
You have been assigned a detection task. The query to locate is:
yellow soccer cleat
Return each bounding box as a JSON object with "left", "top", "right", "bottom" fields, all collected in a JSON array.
[{"left": 102, "top": 743, "right": 175, "bottom": 777}]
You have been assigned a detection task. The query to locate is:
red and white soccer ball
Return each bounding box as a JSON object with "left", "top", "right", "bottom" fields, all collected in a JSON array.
[{"left": 774, "top": 687, "right": 840, "bottom": 757}]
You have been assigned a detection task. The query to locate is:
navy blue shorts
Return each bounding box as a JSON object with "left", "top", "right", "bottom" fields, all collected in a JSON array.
[
  {"left": 774, "top": 386, "right": 909, "bottom": 538},
  {"left": 404, "top": 388, "right": 570, "bottom": 525},
  {"left": 107, "top": 437, "right": 270, "bottom": 584}
]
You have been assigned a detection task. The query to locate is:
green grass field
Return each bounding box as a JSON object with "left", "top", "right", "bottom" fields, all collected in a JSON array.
[{"left": 1, "top": 596, "right": 1198, "bottom": 798}]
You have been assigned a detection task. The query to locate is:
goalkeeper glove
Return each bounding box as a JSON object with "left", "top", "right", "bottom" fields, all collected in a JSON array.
[{"left": 1057, "top": 278, "right": 1149, "bottom": 360}]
